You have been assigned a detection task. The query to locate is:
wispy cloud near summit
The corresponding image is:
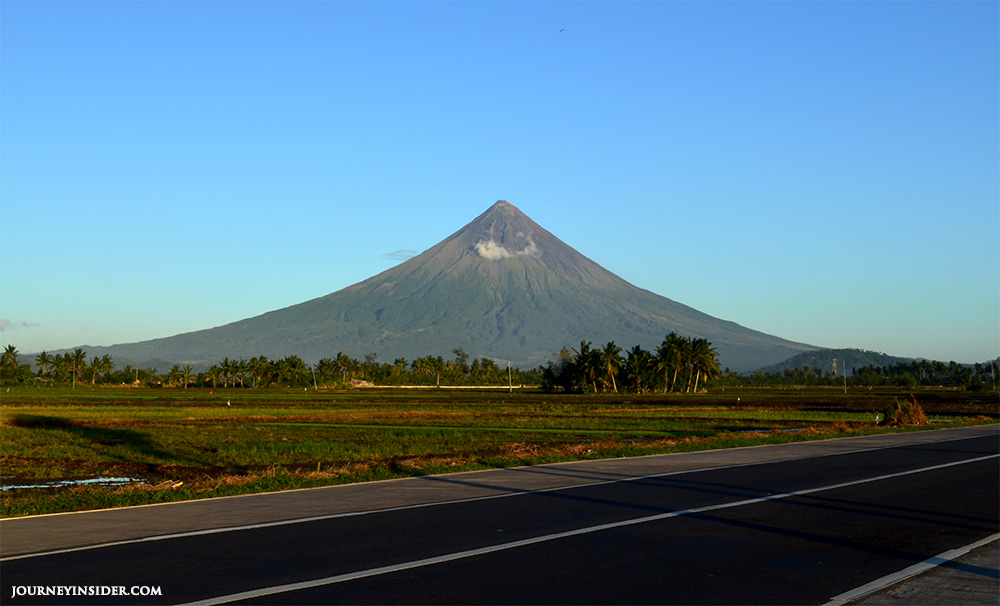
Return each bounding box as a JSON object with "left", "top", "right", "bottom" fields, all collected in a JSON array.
[{"left": 382, "top": 250, "right": 419, "bottom": 261}]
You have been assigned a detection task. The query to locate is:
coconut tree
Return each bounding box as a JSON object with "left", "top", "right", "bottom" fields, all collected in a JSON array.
[
  {"left": 688, "top": 338, "right": 719, "bottom": 393},
  {"left": 412, "top": 355, "right": 445, "bottom": 386},
  {"left": 70, "top": 348, "right": 87, "bottom": 388},
  {"left": 2, "top": 345, "right": 19, "bottom": 371},
  {"left": 572, "top": 340, "right": 600, "bottom": 392},
  {"left": 625, "top": 345, "right": 655, "bottom": 393},
  {"left": 235, "top": 359, "right": 249, "bottom": 388},
  {"left": 334, "top": 352, "right": 353, "bottom": 383},
  {"left": 277, "top": 355, "right": 308, "bottom": 386},
  {"left": 472, "top": 357, "right": 501, "bottom": 385},
  {"left": 89, "top": 354, "right": 114, "bottom": 384},
  {"left": 315, "top": 358, "right": 336, "bottom": 385},
  {"left": 248, "top": 356, "right": 270, "bottom": 387},
  {"left": 601, "top": 341, "right": 623, "bottom": 393},
  {"left": 1, "top": 344, "right": 20, "bottom": 384},
  {"left": 53, "top": 354, "right": 71, "bottom": 383},
  {"left": 34, "top": 351, "right": 53, "bottom": 378},
  {"left": 220, "top": 357, "right": 238, "bottom": 388},
  {"left": 655, "top": 342, "right": 672, "bottom": 393},
  {"left": 207, "top": 364, "right": 221, "bottom": 388},
  {"left": 166, "top": 365, "right": 182, "bottom": 387},
  {"left": 100, "top": 355, "right": 114, "bottom": 382},
  {"left": 656, "top": 333, "right": 688, "bottom": 393}
]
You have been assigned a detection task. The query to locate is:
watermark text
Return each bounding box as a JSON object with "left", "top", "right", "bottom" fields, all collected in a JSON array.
[{"left": 10, "top": 585, "right": 161, "bottom": 599}]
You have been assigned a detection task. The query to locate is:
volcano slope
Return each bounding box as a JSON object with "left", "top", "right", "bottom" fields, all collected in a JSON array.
[{"left": 80, "top": 200, "right": 816, "bottom": 371}]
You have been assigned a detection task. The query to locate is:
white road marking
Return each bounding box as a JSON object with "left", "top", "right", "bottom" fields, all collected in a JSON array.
[
  {"left": 823, "top": 532, "right": 1000, "bottom": 606},
  {"left": 180, "top": 454, "right": 1000, "bottom": 606}
]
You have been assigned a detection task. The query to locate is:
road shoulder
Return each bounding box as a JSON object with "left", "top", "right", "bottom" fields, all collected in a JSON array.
[{"left": 847, "top": 537, "right": 999, "bottom": 605}]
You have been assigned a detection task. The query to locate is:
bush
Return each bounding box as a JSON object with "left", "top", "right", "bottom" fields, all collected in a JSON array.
[{"left": 877, "top": 394, "right": 928, "bottom": 426}]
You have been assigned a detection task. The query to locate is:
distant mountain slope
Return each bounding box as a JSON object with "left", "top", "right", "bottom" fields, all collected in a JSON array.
[
  {"left": 71, "top": 200, "right": 817, "bottom": 372},
  {"left": 757, "top": 348, "right": 911, "bottom": 376}
]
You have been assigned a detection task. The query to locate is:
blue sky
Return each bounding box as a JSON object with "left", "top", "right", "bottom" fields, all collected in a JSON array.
[{"left": 1, "top": 1, "right": 997, "bottom": 365}]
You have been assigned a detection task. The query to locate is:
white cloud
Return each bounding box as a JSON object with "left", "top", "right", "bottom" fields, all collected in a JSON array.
[
  {"left": 474, "top": 238, "right": 540, "bottom": 260},
  {"left": 0, "top": 319, "right": 40, "bottom": 331},
  {"left": 475, "top": 240, "right": 513, "bottom": 260}
]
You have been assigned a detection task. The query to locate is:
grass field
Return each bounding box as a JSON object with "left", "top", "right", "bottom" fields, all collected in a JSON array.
[{"left": 1, "top": 386, "right": 996, "bottom": 517}]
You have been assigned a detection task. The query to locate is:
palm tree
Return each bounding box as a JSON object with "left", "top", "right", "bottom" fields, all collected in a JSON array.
[
  {"left": 248, "top": 356, "right": 270, "bottom": 387},
  {"left": 283, "top": 355, "right": 309, "bottom": 385},
  {"left": 315, "top": 358, "right": 337, "bottom": 385},
  {"left": 572, "top": 340, "right": 600, "bottom": 392},
  {"left": 235, "top": 359, "right": 249, "bottom": 388},
  {"left": 656, "top": 333, "right": 688, "bottom": 393},
  {"left": 472, "top": 357, "right": 501, "bottom": 385},
  {"left": 207, "top": 364, "right": 221, "bottom": 388},
  {"left": 53, "top": 354, "right": 71, "bottom": 383},
  {"left": 334, "top": 352, "right": 353, "bottom": 383},
  {"left": 2, "top": 345, "right": 19, "bottom": 370},
  {"left": 85, "top": 354, "right": 113, "bottom": 384},
  {"left": 688, "top": 338, "right": 719, "bottom": 393},
  {"left": 167, "top": 365, "right": 182, "bottom": 387},
  {"left": 1, "top": 344, "right": 20, "bottom": 384},
  {"left": 625, "top": 345, "right": 654, "bottom": 393},
  {"left": 70, "top": 348, "right": 87, "bottom": 388},
  {"left": 100, "top": 354, "right": 114, "bottom": 382},
  {"left": 220, "top": 357, "right": 235, "bottom": 388},
  {"left": 34, "top": 351, "right": 53, "bottom": 378},
  {"left": 182, "top": 364, "right": 192, "bottom": 391},
  {"left": 412, "top": 356, "right": 444, "bottom": 386},
  {"left": 388, "top": 358, "right": 409, "bottom": 383},
  {"left": 601, "top": 341, "right": 623, "bottom": 393}
]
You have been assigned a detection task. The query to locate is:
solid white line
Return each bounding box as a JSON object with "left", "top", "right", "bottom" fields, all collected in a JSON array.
[
  {"left": 823, "top": 532, "right": 1000, "bottom": 606},
  {"left": 179, "top": 453, "right": 1000, "bottom": 606},
  {"left": 2, "top": 430, "right": 993, "bottom": 562}
]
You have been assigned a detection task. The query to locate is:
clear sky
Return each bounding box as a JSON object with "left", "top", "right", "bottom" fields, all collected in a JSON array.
[{"left": 2, "top": 1, "right": 997, "bottom": 365}]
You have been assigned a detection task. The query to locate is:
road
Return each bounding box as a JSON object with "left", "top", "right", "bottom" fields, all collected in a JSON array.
[{"left": 1, "top": 425, "right": 997, "bottom": 605}]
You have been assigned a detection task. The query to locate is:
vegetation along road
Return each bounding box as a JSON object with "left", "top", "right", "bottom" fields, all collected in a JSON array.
[{"left": 1, "top": 425, "right": 996, "bottom": 605}]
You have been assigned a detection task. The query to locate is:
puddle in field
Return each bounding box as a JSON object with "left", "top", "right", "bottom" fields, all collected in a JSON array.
[{"left": 0, "top": 476, "right": 143, "bottom": 491}]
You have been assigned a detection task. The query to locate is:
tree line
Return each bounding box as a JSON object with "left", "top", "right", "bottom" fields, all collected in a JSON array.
[
  {"left": 704, "top": 358, "right": 999, "bottom": 391},
  {"left": 2, "top": 341, "right": 995, "bottom": 391},
  {"left": 0, "top": 345, "right": 539, "bottom": 388},
  {"left": 540, "top": 333, "right": 720, "bottom": 393},
  {"left": 846, "top": 358, "right": 998, "bottom": 390},
  {"left": 2, "top": 346, "right": 118, "bottom": 386}
]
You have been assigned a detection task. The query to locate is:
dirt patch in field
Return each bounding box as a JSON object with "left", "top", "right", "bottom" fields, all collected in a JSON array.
[
  {"left": 593, "top": 407, "right": 728, "bottom": 413},
  {"left": 315, "top": 410, "right": 475, "bottom": 421},
  {"left": 184, "top": 411, "right": 477, "bottom": 424}
]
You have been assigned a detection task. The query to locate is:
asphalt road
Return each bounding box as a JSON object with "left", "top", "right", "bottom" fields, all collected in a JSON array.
[{"left": 1, "top": 425, "right": 997, "bottom": 605}]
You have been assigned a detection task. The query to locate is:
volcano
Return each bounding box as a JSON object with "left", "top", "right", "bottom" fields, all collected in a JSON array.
[{"left": 85, "top": 200, "right": 815, "bottom": 371}]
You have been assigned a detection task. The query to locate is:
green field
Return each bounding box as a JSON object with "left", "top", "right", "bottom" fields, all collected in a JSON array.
[{"left": 1, "top": 386, "right": 996, "bottom": 517}]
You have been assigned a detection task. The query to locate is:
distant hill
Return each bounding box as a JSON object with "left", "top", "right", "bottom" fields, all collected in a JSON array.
[
  {"left": 53, "top": 200, "right": 818, "bottom": 372},
  {"left": 756, "top": 348, "right": 911, "bottom": 376}
]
